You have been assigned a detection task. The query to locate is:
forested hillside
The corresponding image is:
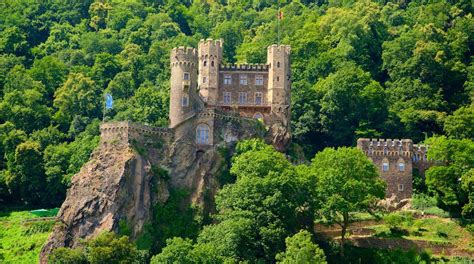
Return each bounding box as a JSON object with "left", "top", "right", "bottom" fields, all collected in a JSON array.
[{"left": 0, "top": 0, "right": 472, "bottom": 216}]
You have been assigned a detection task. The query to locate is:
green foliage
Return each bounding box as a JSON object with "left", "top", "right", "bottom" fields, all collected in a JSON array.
[
  {"left": 0, "top": 210, "right": 56, "bottom": 263},
  {"left": 151, "top": 165, "right": 169, "bottom": 180},
  {"left": 311, "top": 147, "right": 386, "bottom": 251},
  {"left": 425, "top": 136, "right": 474, "bottom": 217},
  {"left": 49, "top": 232, "right": 142, "bottom": 264},
  {"left": 153, "top": 140, "right": 317, "bottom": 262},
  {"left": 49, "top": 248, "right": 87, "bottom": 264},
  {"left": 275, "top": 230, "right": 327, "bottom": 264},
  {"left": 150, "top": 237, "right": 194, "bottom": 264},
  {"left": 412, "top": 193, "right": 450, "bottom": 217},
  {"left": 140, "top": 189, "right": 200, "bottom": 254}
]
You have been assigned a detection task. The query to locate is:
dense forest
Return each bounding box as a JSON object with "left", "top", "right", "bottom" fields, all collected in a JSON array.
[{"left": 0, "top": 0, "right": 472, "bottom": 262}]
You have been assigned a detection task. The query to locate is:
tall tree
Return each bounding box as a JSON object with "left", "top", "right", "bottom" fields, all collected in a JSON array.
[{"left": 311, "top": 147, "right": 385, "bottom": 255}]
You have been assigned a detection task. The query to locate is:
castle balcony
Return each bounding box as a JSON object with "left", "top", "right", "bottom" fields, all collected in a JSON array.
[
  {"left": 182, "top": 80, "right": 191, "bottom": 91},
  {"left": 216, "top": 102, "right": 271, "bottom": 113}
]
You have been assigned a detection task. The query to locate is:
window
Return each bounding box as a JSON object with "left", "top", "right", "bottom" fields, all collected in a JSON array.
[
  {"left": 240, "top": 74, "right": 248, "bottom": 85},
  {"left": 224, "top": 74, "right": 232, "bottom": 85},
  {"left": 255, "top": 92, "right": 263, "bottom": 105},
  {"left": 368, "top": 147, "right": 373, "bottom": 155},
  {"left": 398, "top": 184, "right": 404, "bottom": 191},
  {"left": 203, "top": 61, "right": 207, "bottom": 66},
  {"left": 277, "top": 61, "right": 281, "bottom": 68},
  {"left": 254, "top": 112, "right": 263, "bottom": 119},
  {"left": 399, "top": 146, "right": 403, "bottom": 155},
  {"left": 255, "top": 75, "right": 264, "bottom": 85},
  {"left": 196, "top": 124, "right": 210, "bottom": 144},
  {"left": 239, "top": 92, "right": 247, "bottom": 104},
  {"left": 382, "top": 162, "right": 389, "bottom": 172},
  {"left": 211, "top": 61, "right": 215, "bottom": 67},
  {"left": 423, "top": 154, "right": 427, "bottom": 161},
  {"left": 183, "top": 72, "right": 190, "bottom": 80},
  {"left": 223, "top": 92, "right": 231, "bottom": 104},
  {"left": 276, "top": 76, "right": 280, "bottom": 82},
  {"left": 399, "top": 162, "right": 405, "bottom": 171},
  {"left": 203, "top": 77, "right": 207, "bottom": 83},
  {"left": 383, "top": 147, "right": 388, "bottom": 155},
  {"left": 181, "top": 94, "right": 189, "bottom": 107}
]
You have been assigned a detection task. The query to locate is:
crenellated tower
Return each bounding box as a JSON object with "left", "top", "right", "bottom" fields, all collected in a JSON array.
[
  {"left": 357, "top": 138, "right": 414, "bottom": 200},
  {"left": 169, "top": 46, "right": 199, "bottom": 128},
  {"left": 198, "top": 39, "right": 223, "bottom": 105},
  {"left": 267, "top": 44, "right": 291, "bottom": 123}
]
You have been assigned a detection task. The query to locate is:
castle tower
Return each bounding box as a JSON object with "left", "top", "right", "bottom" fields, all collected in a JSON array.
[
  {"left": 198, "top": 39, "right": 223, "bottom": 105},
  {"left": 169, "top": 46, "right": 199, "bottom": 128},
  {"left": 357, "top": 138, "right": 414, "bottom": 201},
  {"left": 267, "top": 44, "right": 291, "bottom": 119}
]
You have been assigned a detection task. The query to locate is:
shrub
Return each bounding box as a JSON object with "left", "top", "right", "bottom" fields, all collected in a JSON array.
[
  {"left": 275, "top": 230, "right": 326, "bottom": 264},
  {"left": 412, "top": 193, "right": 450, "bottom": 217},
  {"left": 49, "top": 248, "right": 87, "bottom": 264}
]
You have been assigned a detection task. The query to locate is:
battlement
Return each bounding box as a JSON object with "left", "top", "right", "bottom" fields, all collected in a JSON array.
[
  {"left": 357, "top": 138, "right": 413, "bottom": 157},
  {"left": 170, "top": 46, "right": 198, "bottom": 65},
  {"left": 100, "top": 121, "right": 173, "bottom": 147},
  {"left": 199, "top": 38, "right": 223, "bottom": 49},
  {"left": 219, "top": 63, "right": 269, "bottom": 71},
  {"left": 267, "top": 44, "right": 291, "bottom": 54}
]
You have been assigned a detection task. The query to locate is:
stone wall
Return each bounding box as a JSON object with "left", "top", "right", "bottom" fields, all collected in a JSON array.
[{"left": 357, "top": 138, "right": 414, "bottom": 200}]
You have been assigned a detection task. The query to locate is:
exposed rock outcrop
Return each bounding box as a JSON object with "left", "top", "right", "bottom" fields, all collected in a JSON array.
[{"left": 40, "top": 120, "right": 264, "bottom": 263}]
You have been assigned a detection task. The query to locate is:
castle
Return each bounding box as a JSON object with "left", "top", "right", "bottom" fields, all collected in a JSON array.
[
  {"left": 169, "top": 39, "right": 291, "bottom": 150},
  {"left": 357, "top": 138, "right": 431, "bottom": 200}
]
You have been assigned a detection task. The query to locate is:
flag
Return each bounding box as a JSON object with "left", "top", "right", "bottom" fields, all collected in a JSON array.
[{"left": 105, "top": 93, "right": 113, "bottom": 110}]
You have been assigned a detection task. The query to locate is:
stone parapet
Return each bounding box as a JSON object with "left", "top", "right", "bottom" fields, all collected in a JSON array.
[
  {"left": 100, "top": 121, "right": 173, "bottom": 146},
  {"left": 357, "top": 138, "right": 413, "bottom": 157}
]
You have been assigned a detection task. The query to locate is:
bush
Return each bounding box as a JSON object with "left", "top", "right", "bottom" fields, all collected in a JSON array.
[
  {"left": 49, "top": 232, "right": 143, "bottom": 264},
  {"left": 384, "top": 212, "right": 413, "bottom": 230},
  {"left": 412, "top": 193, "right": 450, "bottom": 217},
  {"left": 412, "top": 193, "right": 438, "bottom": 210},
  {"left": 275, "top": 230, "right": 326, "bottom": 264},
  {"left": 49, "top": 248, "right": 87, "bottom": 264}
]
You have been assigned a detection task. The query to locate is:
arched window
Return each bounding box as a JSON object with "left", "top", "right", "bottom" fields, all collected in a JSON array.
[
  {"left": 253, "top": 112, "right": 263, "bottom": 119},
  {"left": 382, "top": 158, "right": 389, "bottom": 172},
  {"left": 181, "top": 94, "right": 189, "bottom": 107},
  {"left": 398, "top": 146, "right": 403, "bottom": 155},
  {"left": 277, "top": 61, "right": 281, "bottom": 68},
  {"left": 368, "top": 147, "right": 373, "bottom": 155},
  {"left": 203, "top": 61, "right": 207, "bottom": 66},
  {"left": 398, "top": 158, "right": 405, "bottom": 171},
  {"left": 211, "top": 61, "right": 215, "bottom": 67},
  {"left": 423, "top": 154, "right": 427, "bottom": 161},
  {"left": 196, "top": 124, "right": 210, "bottom": 145},
  {"left": 383, "top": 147, "right": 388, "bottom": 155}
]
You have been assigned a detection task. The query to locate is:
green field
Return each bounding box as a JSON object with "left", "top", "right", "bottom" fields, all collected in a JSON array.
[{"left": 0, "top": 209, "right": 56, "bottom": 263}]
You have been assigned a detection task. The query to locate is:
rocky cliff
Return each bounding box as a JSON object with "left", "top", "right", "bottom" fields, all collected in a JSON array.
[{"left": 40, "top": 120, "right": 264, "bottom": 263}]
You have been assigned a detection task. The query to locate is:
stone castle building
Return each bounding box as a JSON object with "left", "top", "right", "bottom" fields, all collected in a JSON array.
[
  {"left": 357, "top": 138, "right": 431, "bottom": 201},
  {"left": 169, "top": 38, "right": 291, "bottom": 150}
]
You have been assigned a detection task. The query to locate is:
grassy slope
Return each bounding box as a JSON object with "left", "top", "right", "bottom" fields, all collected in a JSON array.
[
  {"left": 370, "top": 216, "right": 473, "bottom": 251},
  {"left": 0, "top": 210, "right": 55, "bottom": 263}
]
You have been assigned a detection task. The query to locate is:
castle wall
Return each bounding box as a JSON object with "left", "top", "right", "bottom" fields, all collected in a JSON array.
[
  {"left": 357, "top": 138, "right": 414, "bottom": 200},
  {"left": 100, "top": 122, "right": 173, "bottom": 148}
]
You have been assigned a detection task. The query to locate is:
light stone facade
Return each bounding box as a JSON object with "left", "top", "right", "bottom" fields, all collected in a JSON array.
[
  {"left": 357, "top": 138, "right": 432, "bottom": 201},
  {"left": 168, "top": 39, "right": 291, "bottom": 151}
]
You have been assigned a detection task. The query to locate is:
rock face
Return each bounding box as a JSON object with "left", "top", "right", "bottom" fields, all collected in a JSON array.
[{"left": 40, "top": 120, "right": 264, "bottom": 263}]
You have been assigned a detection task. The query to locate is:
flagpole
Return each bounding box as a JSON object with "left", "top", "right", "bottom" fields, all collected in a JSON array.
[
  {"left": 277, "top": 0, "right": 280, "bottom": 45},
  {"left": 102, "top": 93, "right": 106, "bottom": 123}
]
